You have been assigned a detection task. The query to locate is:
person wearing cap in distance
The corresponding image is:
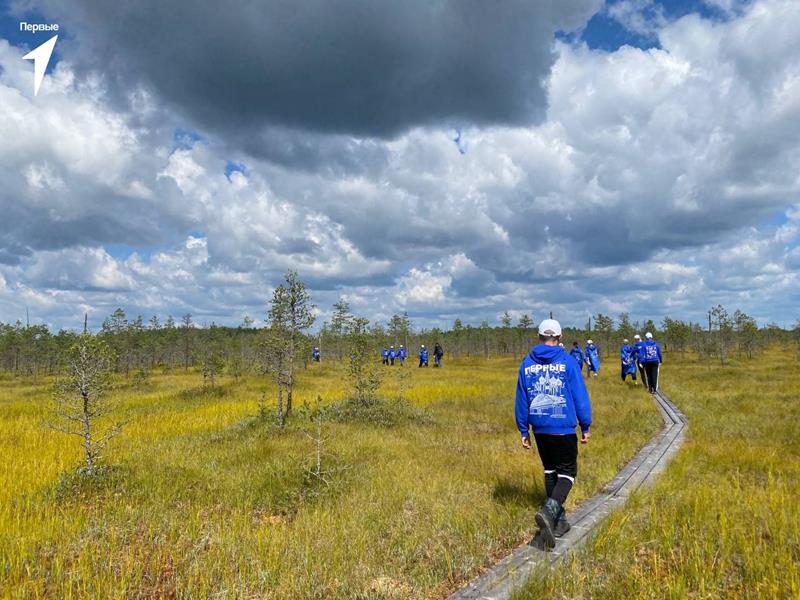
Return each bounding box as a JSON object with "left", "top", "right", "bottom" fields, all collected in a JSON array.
[
  {"left": 515, "top": 319, "right": 592, "bottom": 549},
  {"left": 632, "top": 334, "right": 646, "bottom": 386},
  {"left": 639, "top": 332, "right": 663, "bottom": 393},
  {"left": 312, "top": 346, "right": 321, "bottom": 362},
  {"left": 381, "top": 347, "right": 390, "bottom": 365},
  {"left": 397, "top": 344, "right": 407, "bottom": 366},
  {"left": 585, "top": 339, "right": 601, "bottom": 377},
  {"left": 418, "top": 345, "right": 429, "bottom": 368},
  {"left": 620, "top": 339, "right": 637, "bottom": 383},
  {"left": 389, "top": 345, "right": 396, "bottom": 366},
  {"left": 569, "top": 342, "right": 584, "bottom": 375}
]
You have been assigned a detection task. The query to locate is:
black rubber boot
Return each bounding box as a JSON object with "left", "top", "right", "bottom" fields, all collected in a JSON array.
[
  {"left": 554, "top": 508, "right": 571, "bottom": 538},
  {"left": 535, "top": 498, "right": 561, "bottom": 549}
]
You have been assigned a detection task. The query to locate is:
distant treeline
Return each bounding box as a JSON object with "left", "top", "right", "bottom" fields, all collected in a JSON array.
[{"left": 1, "top": 301, "right": 795, "bottom": 378}]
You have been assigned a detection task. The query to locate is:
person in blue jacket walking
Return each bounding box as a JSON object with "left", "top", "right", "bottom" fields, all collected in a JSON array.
[
  {"left": 639, "top": 332, "right": 663, "bottom": 393},
  {"left": 389, "top": 346, "right": 396, "bottom": 366},
  {"left": 620, "top": 339, "right": 637, "bottom": 383},
  {"left": 569, "top": 342, "right": 584, "bottom": 375},
  {"left": 585, "top": 340, "right": 600, "bottom": 376},
  {"left": 312, "top": 347, "right": 321, "bottom": 362},
  {"left": 381, "top": 347, "right": 389, "bottom": 365},
  {"left": 632, "top": 334, "right": 646, "bottom": 386},
  {"left": 516, "top": 319, "right": 592, "bottom": 549},
  {"left": 397, "top": 345, "right": 407, "bottom": 366},
  {"left": 418, "top": 345, "right": 429, "bottom": 367}
]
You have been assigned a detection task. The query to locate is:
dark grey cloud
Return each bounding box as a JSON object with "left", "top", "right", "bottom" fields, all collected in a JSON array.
[{"left": 36, "top": 0, "right": 600, "bottom": 145}]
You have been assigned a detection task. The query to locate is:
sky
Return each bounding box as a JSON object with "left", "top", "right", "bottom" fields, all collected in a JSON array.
[{"left": 0, "top": 0, "right": 798, "bottom": 332}]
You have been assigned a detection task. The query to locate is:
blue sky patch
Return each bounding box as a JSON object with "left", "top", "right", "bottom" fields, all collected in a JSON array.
[
  {"left": 225, "top": 161, "right": 247, "bottom": 180},
  {"left": 0, "top": 2, "right": 64, "bottom": 71},
  {"left": 569, "top": 0, "right": 737, "bottom": 51}
]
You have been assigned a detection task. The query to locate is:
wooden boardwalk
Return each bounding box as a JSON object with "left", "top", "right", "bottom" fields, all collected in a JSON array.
[{"left": 448, "top": 390, "right": 688, "bottom": 600}]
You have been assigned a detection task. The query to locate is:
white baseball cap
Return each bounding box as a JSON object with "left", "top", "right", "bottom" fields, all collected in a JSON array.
[
  {"left": 633, "top": 334, "right": 641, "bottom": 340},
  {"left": 623, "top": 338, "right": 629, "bottom": 343},
  {"left": 538, "top": 318, "right": 562, "bottom": 336},
  {"left": 587, "top": 339, "right": 593, "bottom": 344},
  {"left": 645, "top": 332, "right": 653, "bottom": 339}
]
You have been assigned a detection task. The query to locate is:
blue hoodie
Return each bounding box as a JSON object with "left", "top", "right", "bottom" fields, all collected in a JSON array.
[
  {"left": 639, "top": 339, "right": 663, "bottom": 364},
  {"left": 620, "top": 344, "right": 637, "bottom": 374},
  {"left": 515, "top": 344, "right": 592, "bottom": 437},
  {"left": 569, "top": 345, "right": 584, "bottom": 366},
  {"left": 633, "top": 341, "right": 644, "bottom": 364},
  {"left": 585, "top": 344, "right": 600, "bottom": 371}
]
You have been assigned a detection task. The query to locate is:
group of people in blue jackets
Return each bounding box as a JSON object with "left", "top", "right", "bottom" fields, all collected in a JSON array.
[
  {"left": 416, "top": 343, "right": 444, "bottom": 367},
  {"left": 568, "top": 340, "right": 601, "bottom": 377},
  {"left": 312, "top": 342, "right": 448, "bottom": 369},
  {"left": 566, "top": 334, "right": 663, "bottom": 392},
  {"left": 385, "top": 343, "right": 444, "bottom": 367},
  {"left": 621, "top": 333, "right": 663, "bottom": 392},
  {"left": 381, "top": 345, "right": 408, "bottom": 366}
]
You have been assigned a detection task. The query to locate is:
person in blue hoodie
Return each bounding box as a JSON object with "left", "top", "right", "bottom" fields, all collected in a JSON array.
[
  {"left": 620, "top": 339, "right": 637, "bottom": 383},
  {"left": 585, "top": 340, "right": 600, "bottom": 376},
  {"left": 381, "top": 347, "right": 390, "bottom": 365},
  {"left": 312, "top": 347, "right": 321, "bottom": 362},
  {"left": 397, "top": 345, "right": 407, "bottom": 366},
  {"left": 569, "top": 342, "right": 584, "bottom": 375},
  {"left": 389, "top": 345, "right": 396, "bottom": 366},
  {"left": 516, "top": 319, "right": 592, "bottom": 549},
  {"left": 639, "top": 332, "right": 663, "bottom": 393},
  {"left": 418, "top": 345, "right": 429, "bottom": 367},
  {"left": 632, "top": 334, "right": 646, "bottom": 386}
]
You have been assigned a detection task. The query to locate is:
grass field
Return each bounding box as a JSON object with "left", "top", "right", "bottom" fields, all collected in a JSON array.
[
  {"left": 514, "top": 347, "right": 800, "bottom": 599},
  {"left": 0, "top": 355, "right": 660, "bottom": 599}
]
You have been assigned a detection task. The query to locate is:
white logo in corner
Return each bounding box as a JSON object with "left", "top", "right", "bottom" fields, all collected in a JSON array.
[{"left": 23, "top": 34, "right": 58, "bottom": 96}]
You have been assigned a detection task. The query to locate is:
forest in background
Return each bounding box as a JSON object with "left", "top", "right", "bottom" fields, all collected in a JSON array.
[{"left": 0, "top": 296, "right": 791, "bottom": 378}]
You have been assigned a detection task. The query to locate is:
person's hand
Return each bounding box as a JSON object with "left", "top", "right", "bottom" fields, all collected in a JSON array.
[
  {"left": 521, "top": 435, "right": 532, "bottom": 450},
  {"left": 581, "top": 431, "right": 591, "bottom": 444}
]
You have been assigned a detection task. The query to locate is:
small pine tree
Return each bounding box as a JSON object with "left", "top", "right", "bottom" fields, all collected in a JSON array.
[
  {"left": 710, "top": 304, "right": 733, "bottom": 365},
  {"left": 49, "top": 334, "right": 122, "bottom": 474},
  {"left": 267, "top": 271, "right": 315, "bottom": 416},
  {"left": 346, "top": 317, "right": 383, "bottom": 405}
]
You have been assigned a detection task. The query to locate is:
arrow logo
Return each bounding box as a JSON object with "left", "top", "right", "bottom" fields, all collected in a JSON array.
[{"left": 22, "top": 35, "right": 58, "bottom": 96}]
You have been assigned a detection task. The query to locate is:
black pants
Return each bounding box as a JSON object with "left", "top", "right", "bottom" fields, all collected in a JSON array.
[
  {"left": 643, "top": 362, "right": 659, "bottom": 391},
  {"left": 534, "top": 433, "right": 577, "bottom": 505},
  {"left": 637, "top": 362, "right": 646, "bottom": 386}
]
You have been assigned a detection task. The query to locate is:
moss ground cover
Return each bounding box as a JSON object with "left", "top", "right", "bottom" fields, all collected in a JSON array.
[{"left": 1, "top": 356, "right": 659, "bottom": 598}]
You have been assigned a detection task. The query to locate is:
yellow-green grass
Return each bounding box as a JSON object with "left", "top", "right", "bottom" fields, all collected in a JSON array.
[
  {"left": 514, "top": 347, "right": 800, "bottom": 599},
  {"left": 1, "top": 356, "right": 660, "bottom": 599}
]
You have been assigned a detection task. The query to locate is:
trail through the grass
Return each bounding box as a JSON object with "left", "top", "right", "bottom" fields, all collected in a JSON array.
[{"left": 448, "top": 390, "right": 687, "bottom": 600}]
